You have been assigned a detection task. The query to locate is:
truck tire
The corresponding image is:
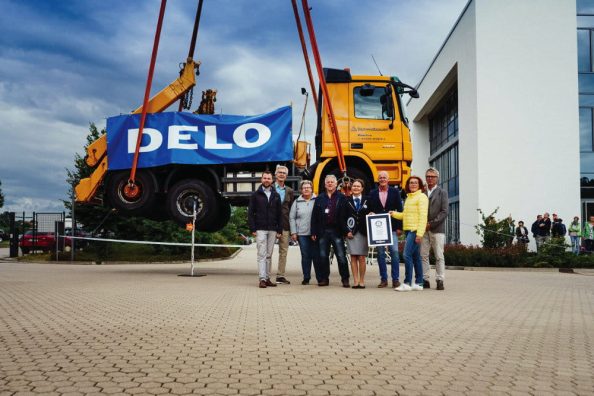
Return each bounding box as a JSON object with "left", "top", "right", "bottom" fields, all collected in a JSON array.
[
  {"left": 106, "top": 170, "right": 157, "bottom": 215},
  {"left": 197, "top": 195, "right": 231, "bottom": 232},
  {"left": 167, "top": 179, "right": 217, "bottom": 226}
]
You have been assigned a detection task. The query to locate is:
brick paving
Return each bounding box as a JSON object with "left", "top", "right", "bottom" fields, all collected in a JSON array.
[{"left": 0, "top": 246, "right": 593, "bottom": 395}]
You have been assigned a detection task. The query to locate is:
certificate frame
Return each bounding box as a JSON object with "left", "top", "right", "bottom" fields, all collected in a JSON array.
[{"left": 366, "top": 213, "right": 393, "bottom": 247}]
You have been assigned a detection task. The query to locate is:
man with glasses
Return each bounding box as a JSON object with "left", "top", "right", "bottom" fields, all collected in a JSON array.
[
  {"left": 368, "top": 171, "right": 404, "bottom": 288},
  {"left": 274, "top": 165, "right": 294, "bottom": 284},
  {"left": 420, "top": 167, "right": 449, "bottom": 290},
  {"left": 311, "top": 174, "right": 350, "bottom": 287}
]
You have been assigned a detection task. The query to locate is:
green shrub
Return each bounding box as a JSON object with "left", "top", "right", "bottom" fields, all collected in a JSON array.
[{"left": 443, "top": 244, "right": 594, "bottom": 268}]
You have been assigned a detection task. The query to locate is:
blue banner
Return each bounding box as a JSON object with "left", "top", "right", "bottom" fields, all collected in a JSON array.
[{"left": 106, "top": 106, "right": 293, "bottom": 170}]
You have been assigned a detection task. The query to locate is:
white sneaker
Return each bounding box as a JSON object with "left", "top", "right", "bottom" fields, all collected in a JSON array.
[
  {"left": 411, "top": 283, "right": 424, "bottom": 291},
  {"left": 395, "top": 283, "right": 412, "bottom": 292}
]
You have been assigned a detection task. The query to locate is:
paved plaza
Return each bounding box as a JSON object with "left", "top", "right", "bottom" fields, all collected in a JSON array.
[{"left": 1, "top": 246, "right": 593, "bottom": 395}]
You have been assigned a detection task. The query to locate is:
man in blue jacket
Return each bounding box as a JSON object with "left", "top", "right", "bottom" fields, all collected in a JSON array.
[
  {"left": 248, "top": 171, "right": 282, "bottom": 288},
  {"left": 368, "top": 171, "right": 404, "bottom": 288}
]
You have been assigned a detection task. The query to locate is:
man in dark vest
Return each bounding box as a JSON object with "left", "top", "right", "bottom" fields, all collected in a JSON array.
[
  {"left": 311, "top": 174, "right": 350, "bottom": 287},
  {"left": 420, "top": 167, "right": 449, "bottom": 290}
]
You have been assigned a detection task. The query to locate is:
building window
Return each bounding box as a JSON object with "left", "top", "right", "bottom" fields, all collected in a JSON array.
[
  {"left": 429, "top": 88, "right": 458, "bottom": 154},
  {"left": 429, "top": 85, "right": 459, "bottom": 244}
]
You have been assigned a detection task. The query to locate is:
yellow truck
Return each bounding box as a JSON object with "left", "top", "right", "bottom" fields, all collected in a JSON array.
[
  {"left": 74, "top": 1, "right": 419, "bottom": 232},
  {"left": 74, "top": 64, "right": 417, "bottom": 232}
]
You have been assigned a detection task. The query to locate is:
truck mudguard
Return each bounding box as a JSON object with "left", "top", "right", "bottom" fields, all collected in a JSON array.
[{"left": 106, "top": 106, "right": 293, "bottom": 170}]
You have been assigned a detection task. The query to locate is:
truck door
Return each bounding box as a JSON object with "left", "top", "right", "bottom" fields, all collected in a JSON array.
[
  {"left": 348, "top": 83, "right": 403, "bottom": 162},
  {"left": 320, "top": 82, "right": 350, "bottom": 158}
]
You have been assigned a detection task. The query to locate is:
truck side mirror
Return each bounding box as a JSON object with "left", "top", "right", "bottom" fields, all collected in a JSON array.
[{"left": 409, "top": 89, "right": 420, "bottom": 99}]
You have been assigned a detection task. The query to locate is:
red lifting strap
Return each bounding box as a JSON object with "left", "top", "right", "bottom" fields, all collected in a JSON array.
[{"left": 126, "top": 0, "right": 168, "bottom": 199}]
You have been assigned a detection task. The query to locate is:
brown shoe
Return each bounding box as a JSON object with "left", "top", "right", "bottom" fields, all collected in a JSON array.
[
  {"left": 265, "top": 279, "right": 277, "bottom": 287},
  {"left": 259, "top": 280, "right": 267, "bottom": 288},
  {"left": 436, "top": 280, "right": 444, "bottom": 290},
  {"left": 318, "top": 280, "right": 329, "bottom": 286},
  {"left": 392, "top": 280, "right": 401, "bottom": 288},
  {"left": 342, "top": 279, "right": 350, "bottom": 288},
  {"left": 378, "top": 280, "right": 388, "bottom": 288}
]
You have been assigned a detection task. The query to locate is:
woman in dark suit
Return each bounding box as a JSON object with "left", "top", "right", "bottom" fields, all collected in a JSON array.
[{"left": 342, "top": 179, "right": 371, "bottom": 289}]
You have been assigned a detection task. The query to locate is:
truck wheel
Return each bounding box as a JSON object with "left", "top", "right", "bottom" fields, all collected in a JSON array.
[
  {"left": 106, "top": 170, "right": 157, "bottom": 215},
  {"left": 167, "top": 179, "right": 216, "bottom": 226},
  {"left": 198, "top": 195, "right": 231, "bottom": 232}
]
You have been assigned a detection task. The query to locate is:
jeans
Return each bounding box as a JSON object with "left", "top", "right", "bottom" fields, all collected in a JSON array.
[
  {"left": 298, "top": 235, "right": 319, "bottom": 281},
  {"left": 403, "top": 231, "right": 423, "bottom": 285},
  {"left": 318, "top": 229, "right": 349, "bottom": 282},
  {"left": 256, "top": 230, "right": 277, "bottom": 280},
  {"left": 376, "top": 231, "right": 400, "bottom": 282},
  {"left": 570, "top": 236, "right": 581, "bottom": 255}
]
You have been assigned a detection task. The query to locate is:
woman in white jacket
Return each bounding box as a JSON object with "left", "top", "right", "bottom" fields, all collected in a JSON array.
[{"left": 289, "top": 180, "right": 318, "bottom": 285}]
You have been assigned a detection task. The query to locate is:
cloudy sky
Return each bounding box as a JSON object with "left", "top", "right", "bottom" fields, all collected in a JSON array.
[{"left": 0, "top": 0, "right": 467, "bottom": 213}]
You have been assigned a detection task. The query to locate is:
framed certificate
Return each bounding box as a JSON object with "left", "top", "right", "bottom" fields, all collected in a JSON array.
[{"left": 366, "top": 213, "right": 393, "bottom": 247}]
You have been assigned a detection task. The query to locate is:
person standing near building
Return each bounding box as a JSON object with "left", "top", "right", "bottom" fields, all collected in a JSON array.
[
  {"left": 420, "top": 167, "right": 449, "bottom": 290},
  {"left": 311, "top": 174, "right": 350, "bottom": 287},
  {"left": 289, "top": 180, "right": 318, "bottom": 285},
  {"left": 391, "top": 176, "right": 429, "bottom": 291},
  {"left": 273, "top": 165, "right": 294, "bottom": 285},
  {"left": 515, "top": 221, "right": 530, "bottom": 247},
  {"left": 531, "top": 214, "right": 542, "bottom": 250},
  {"left": 536, "top": 213, "right": 552, "bottom": 251},
  {"left": 568, "top": 216, "right": 581, "bottom": 255},
  {"left": 368, "top": 171, "right": 403, "bottom": 288},
  {"left": 342, "top": 179, "right": 371, "bottom": 289},
  {"left": 248, "top": 171, "right": 282, "bottom": 288},
  {"left": 582, "top": 216, "right": 594, "bottom": 253}
]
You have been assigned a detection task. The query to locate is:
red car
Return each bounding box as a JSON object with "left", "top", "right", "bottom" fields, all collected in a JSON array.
[{"left": 19, "top": 231, "right": 57, "bottom": 254}]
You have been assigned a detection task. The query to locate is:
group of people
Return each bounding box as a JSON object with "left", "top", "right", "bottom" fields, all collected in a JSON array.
[
  {"left": 522, "top": 212, "right": 594, "bottom": 255},
  {"left": 247, "top": 166, "right": 449, "bottom": 291}
]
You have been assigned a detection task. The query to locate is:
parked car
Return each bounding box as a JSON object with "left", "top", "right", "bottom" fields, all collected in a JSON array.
[{"left": 19, "top": 231, "right": 56, "bottom": 254}]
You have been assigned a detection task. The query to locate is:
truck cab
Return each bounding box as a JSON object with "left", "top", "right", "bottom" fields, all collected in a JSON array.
[{"left": 310, "top": 68, "right": 415, "bottom": 193}]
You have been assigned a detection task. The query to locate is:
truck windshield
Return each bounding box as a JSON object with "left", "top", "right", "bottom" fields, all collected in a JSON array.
[{"left": 354, "top": 86, "right": 391, "bottom": 120}]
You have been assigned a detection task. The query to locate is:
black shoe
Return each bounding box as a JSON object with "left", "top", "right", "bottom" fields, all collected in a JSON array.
[
  {"left": 342, "top": 279, "right": 350, "bottom": 288},
  {"left": 301, "top": 279, "right": 310, "bottom": 285},
  {"left": 436, "top": 280, "right": 444, "bottom": 290},
  {"left": 318, "top": 280, "right": 329, "bottom": 287},
  {"left": 423, "top": 280, "right": 430, "bottom": 289},
  {"left": 276, "top": 277, "right": 291, "bottom": 284}
]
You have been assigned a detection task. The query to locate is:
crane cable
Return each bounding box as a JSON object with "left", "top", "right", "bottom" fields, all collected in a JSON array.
[
  {"left": 291, "top": 0, "right": 318, "bottom": 112},
  {"left": 300, "top": 0, "right": 347, "bottom": 176},
  {"left": 125, "top": 0, "right": 167, "bottom": 199}
]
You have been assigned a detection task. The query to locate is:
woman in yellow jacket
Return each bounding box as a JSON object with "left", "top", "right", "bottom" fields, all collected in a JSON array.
[{"left": 390, "top": 176, "right": 429, "bottom": 291}]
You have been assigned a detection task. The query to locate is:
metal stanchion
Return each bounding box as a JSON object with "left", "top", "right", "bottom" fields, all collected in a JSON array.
[{"left": 178, "top": 200, "right": 206, "bottom": 278}]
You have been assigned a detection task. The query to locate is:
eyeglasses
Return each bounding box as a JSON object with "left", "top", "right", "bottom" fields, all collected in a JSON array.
[
  {"left": 276, "top": 171, "right": 287, "bottom": 175},
  {"left": 426, "top": 175, "right": 438, "bottom": 178}
]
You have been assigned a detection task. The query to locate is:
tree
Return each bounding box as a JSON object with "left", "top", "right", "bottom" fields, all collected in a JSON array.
[{"left": 475, "top": 208, "right": 514, "bottom": 249}]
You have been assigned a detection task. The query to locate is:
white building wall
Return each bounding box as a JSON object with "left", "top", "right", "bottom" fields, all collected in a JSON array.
[
  {"left": 407, "top": 0, "right": 580, "bottom": 247},
  {"left": 474, "top": 0, "right": 579, "bottom": 247}
]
